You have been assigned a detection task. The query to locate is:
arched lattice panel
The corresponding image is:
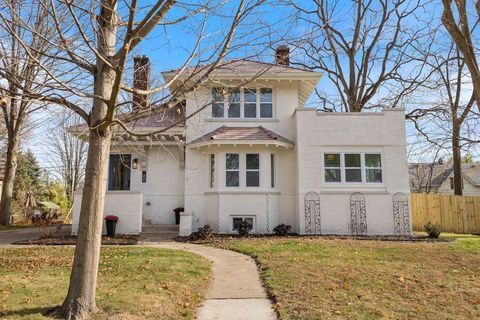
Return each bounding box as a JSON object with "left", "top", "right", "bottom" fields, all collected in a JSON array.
[
  {"left": 350, "top": 192, "right": 367, "bottom": 236},
  {"left": 304, "top": 191, "right": 321, "bottom": 235},
  {"left": 392, "top": 192, "right": 410, "bottom": 236}
]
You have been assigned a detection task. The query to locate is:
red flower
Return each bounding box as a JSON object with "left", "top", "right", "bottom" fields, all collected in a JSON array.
[{"left": 104, "top": 215, "right": 119, "bottom": 222}]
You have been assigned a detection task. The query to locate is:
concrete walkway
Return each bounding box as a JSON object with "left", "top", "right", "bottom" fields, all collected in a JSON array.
[
  {"left": 149, "top": 242, "right": 277, "bottom": 320},
  {"left": 0, "top": 225, "right": 71, "bottom": 246}
]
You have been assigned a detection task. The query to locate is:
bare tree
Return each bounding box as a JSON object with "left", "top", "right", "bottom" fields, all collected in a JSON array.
[
  {"left": 0, "top": 0, "right": 58, "bottom": 225},
  {"left": 441, "top": 0, "right": 480, "bottom": 106},
  {"left": 46, "top": 111, "right": 87, "bottom": 203},
  {"left": 407, "top": 42, "right": 479, "bottom": 195},
  {"left": 0, "top": 0, "right": 266, "bottom": 318},
  {"left": 286, "top": 0, "right": 432, "bottom": 112}
]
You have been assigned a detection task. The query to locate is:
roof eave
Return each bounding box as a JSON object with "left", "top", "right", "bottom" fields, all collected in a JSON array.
[{"left": 187, "top": 139, "right": 294, "bottom": 149}]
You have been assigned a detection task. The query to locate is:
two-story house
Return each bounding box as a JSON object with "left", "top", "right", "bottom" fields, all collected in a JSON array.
[{"left": 71, "top": 47, "right": 412, "bottom": 237}]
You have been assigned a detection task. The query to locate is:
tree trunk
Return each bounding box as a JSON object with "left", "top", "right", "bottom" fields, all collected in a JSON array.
[
  {"left": 55, "top": 1, "right": 117, "bottom": 318},
  {"left": 0, "top": 136, "right": 20, "bottom": 225},
  {"left": 58, "top": 129, "right": 112, "bottom": 319},
  {"left": 452, "top": 123, "right": 463, "bottom": 196}
]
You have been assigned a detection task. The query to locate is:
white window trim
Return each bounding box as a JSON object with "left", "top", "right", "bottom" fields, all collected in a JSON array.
[
  {"left": 322, "top": 152, "right": 384, "bottom": 185},
  {"left": 224, "top": 153, "right": 261, "bottom": 189},
  {"left": 230, "top": 215, "right": 256, "bottom": 232},
  {"left": 211, "top": 87, "right": 274, "bottom": 120}
]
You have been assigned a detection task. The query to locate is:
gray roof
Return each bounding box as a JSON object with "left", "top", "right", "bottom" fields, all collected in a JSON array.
[{"left": 409, "top": 163, "right": 480, "bottom": 188}]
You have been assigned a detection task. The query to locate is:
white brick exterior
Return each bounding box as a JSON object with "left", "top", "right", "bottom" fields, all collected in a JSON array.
[{"left": 71, "top": 69, "right": 411, "bottom": 236}]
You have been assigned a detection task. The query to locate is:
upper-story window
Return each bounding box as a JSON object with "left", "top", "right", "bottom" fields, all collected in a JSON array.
[
  {"left": 324, "top": 153, "right": 383, "bottom": 184},
  {"left": 211, "top": 87, "right": 273, "bottom": 119}
]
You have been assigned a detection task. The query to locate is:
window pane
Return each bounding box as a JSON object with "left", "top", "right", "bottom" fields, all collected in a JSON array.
[
  {"left": 324, "top": 154, "right": 340, "bottom": 167},
  {"left": 210, "top": 154, "right": 215, "bottom": 188},
  {"left": 365, "top": 154, "right": 381, "bottom": 167},
  {"left": 345, "top": 154, "right": 361, "bottom": 167},
  {"left": 228, "top": 103, "right": 240, "bottom": 118},
  {"left": 244, "top": 218, "right": 254, "bottom": 225},
  {"left": 246, "top": 154, "right": 259, "bottom": 169},
  {"left": 346, "top": 169, "right": 362, "bottom": 182},
  {"left": 229, "top": 88, "right": 240, "bottom": 102},
  {"left": 271, "top": 154, "right": 275, "bottom": 188},
  {"left": 108, "top": 154, "right": 131, "bottom": 191},
  {"left": 212, "top": 103, "right": 224, "bottom": 118},
  {"left": 325, "top": 168, "right": 341, "bottom": 182},
  {"left": 246, "top": 171, "right": 259, "bottom": 187},
  {"left": 260, "top": 103, "right": 272, "bottom": 118},
  {"left": 245, "top": 88, "right": 256, "bottom": 102},
  {"left": 226, "top": 154, "right": 239, "bottom": 169},
  {"left": 226, "top": 171, "right": 239, "bottom": 187},
  {"left": 212, "top": 88, "right": 224, "bottom": 102},
  {"left": 244, "top": 103, "right": 256, "bottom": 118},
  {"left": 233, "top": 218, "right": 243, "bottom": 230},
  {"left": 260, "top": 88, "right": 272, "bottom": 102},
  {"left": 366, "top": 169, "right": 382, "bottom": 183}
]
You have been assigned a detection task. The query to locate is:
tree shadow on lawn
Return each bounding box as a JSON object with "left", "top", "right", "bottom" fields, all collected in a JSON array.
[{"left": 2, "top": 306, "right": 55, "bottom": 318}]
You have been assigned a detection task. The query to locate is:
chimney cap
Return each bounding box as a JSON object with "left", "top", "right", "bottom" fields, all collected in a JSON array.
[{"left": 276, "top": 45, "right": 289, "bottom": 50}]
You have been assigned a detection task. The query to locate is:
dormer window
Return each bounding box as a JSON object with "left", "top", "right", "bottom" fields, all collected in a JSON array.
[{"left": 211, "top": 87, "right": 273, "bottom": 119}]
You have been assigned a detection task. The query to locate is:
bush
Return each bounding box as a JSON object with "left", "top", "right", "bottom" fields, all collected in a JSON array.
[
  {"left": 234, "top": 221, "right": 253, "bottom": 237},
  {"left": 424, "top": 222, "right": 441, "bottom": 238},
  {"left": 273, "top": 224, "right": 292, "bottom": 236},
  {"left": 189, "top": 225, "right": 214, "bottom": 241}
]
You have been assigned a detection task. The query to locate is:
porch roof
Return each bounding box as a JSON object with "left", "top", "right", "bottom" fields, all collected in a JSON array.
[{"left": 188, "top": 126, "right": 294, "bottom": 148}]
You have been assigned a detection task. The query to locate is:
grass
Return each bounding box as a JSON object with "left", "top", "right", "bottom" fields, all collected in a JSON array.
[
  {"left": 0, "top": 224, "right": 34, "bottom": 231},
  {"left": 0, "top": 247, "right": 211, "bottom": 320},
  {"left": 214, "top": 236, "right": 480, "bottom": 320}
]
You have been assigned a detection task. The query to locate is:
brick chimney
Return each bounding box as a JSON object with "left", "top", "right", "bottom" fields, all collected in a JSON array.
[
  {"left": 133, "top": 55, "right": 150, "bottom": 110},
  {"left": 275, "top": 45, "right": 290, "bottom": 66}
]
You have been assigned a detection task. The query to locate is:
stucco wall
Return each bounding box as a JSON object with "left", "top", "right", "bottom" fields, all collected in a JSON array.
[
  {"left": 109, "top": 145, "right": 185, "bottom": 225},
  {"left": 71, "top": 191, "right": 142, "bottom": 235},
  {"left": 294, "top": 108, "right": 411, "bottom": 235}
]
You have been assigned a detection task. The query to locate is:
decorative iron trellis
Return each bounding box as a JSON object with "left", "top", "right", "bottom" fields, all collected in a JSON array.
[
  {"left": 392, "top": 192, "right": 410, "bottom": 236},
  {"left": 304, "top": 191, "right": 321, "bottom": 235},
  {"left": 350, "top": 192, "right": 367, "bottom": 236}
]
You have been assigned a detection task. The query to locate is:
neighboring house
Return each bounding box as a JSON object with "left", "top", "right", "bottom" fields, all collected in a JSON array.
[
  {"left": 70, "top": 47, "right": 411, "bottom": 236},
  {"left": 409, "top": 162, "right": 480, "bottom": 195}
]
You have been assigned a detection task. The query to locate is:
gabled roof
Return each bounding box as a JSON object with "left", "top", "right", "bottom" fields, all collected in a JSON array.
[
  {"left": 409, "top": 163, "right": 480, "bottom": 188},
  {"left": 188, "top": 126, "right": 294, "bottom": 148}
]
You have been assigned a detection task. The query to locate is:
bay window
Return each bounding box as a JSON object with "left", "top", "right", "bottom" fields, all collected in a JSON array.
[
  {"left": 224, "top": 153, "right": 261, "bottom": 188},
  {"left": 324, "top": 153, "right": 383, "bottom": 184},
  {"left": 211, "top": 87, "right": 273, "bottom": 119}
]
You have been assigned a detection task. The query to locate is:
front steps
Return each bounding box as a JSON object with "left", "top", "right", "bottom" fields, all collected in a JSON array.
[{"left": 141, "top": 223, "right": 179, "bottom": 241}]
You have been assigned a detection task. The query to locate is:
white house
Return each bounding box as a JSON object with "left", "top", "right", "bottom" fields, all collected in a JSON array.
[{"left": 71, "top": 47, "right": 412, "bottom": 237}]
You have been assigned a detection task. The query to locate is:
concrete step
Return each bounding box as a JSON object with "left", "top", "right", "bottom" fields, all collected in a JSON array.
[{"left": 141, "top": 224, "right": 179, "bottom": 233}]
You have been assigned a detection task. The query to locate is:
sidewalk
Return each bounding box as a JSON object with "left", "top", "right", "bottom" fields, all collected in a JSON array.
[{"left": 149, "top": 242, "right": 277, "bottom": 320}]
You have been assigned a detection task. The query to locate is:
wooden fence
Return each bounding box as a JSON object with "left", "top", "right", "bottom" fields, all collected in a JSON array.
[{"left": 411, "top": 193, "right": 480, "bottom": 233}]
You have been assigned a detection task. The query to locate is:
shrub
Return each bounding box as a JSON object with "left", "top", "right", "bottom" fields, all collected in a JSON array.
[
  {"left": 234, "top": 221, "right": 253, "bottom": 237},
  {"left": 273, "top": 224, "right": 292, "bottom": 236},
  {"left": 424, "top": 222, "right": 441, "bottom": 238},
  {"left": 189, "top": 225, "right": 214, "bottom": 241}
]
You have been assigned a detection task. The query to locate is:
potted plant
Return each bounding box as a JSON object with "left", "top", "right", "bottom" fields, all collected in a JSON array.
[
  {"left": 104, "top": 215, "right": 119, "bottom": 236},
  {"left": 173, "top": 207, "right": 184, "bottom": 225}
]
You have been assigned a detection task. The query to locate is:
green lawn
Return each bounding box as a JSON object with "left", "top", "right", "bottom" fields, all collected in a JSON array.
[
  {"left": 0, "top": 247, "right": 211, "bottom": 320},
  {"left": 214, "top": 236, "right": 480, "bottom": 320}
]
